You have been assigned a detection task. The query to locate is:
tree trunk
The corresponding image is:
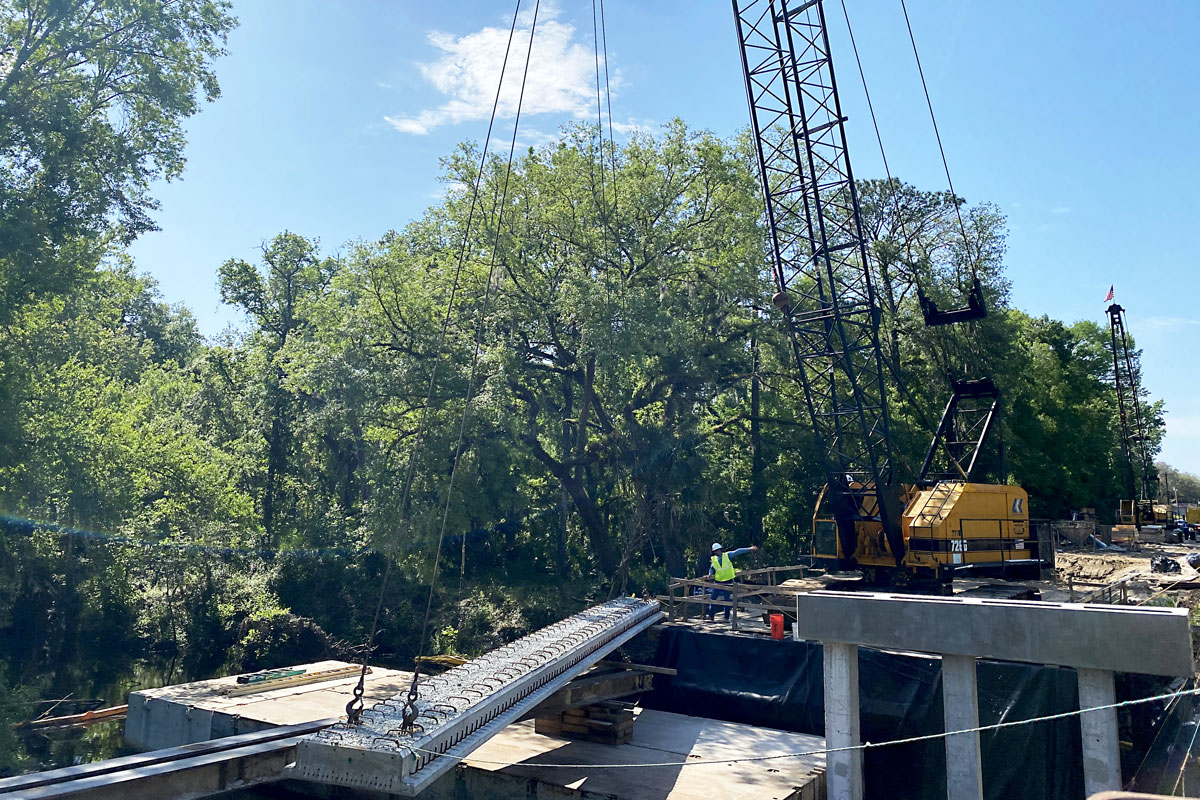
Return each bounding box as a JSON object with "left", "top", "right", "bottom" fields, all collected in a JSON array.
[
  {"left": 521, "top": 430, "right": 619, "bottom": 577},
  {"left": 263, "top": 387, "right": 288, "bottom": 542},
  {"left": 749, "top": 335, "right": 766, "bottom": 546},
  {"left": 558, "top": 374, "right": 573, "bottom": 573},
  {"left": 560, "top": 472, "right": 619, "bottom": 576}
]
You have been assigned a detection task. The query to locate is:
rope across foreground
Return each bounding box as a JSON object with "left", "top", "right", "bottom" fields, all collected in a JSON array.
[{"left": 405, "top": 683, "right": 1200, "bottom": 770}]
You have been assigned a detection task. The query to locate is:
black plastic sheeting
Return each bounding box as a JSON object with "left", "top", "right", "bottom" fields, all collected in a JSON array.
[
  {"left": 1126, "top": 685, "right": 1200, "bottom": 793},
  {"left": 644, "top": 627, "right": 1175, "bottom": 800}
]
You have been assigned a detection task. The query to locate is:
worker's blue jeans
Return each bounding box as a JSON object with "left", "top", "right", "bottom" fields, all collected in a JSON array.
[{"left": 707, "top": 585, "right": 732, "bottom": 620}]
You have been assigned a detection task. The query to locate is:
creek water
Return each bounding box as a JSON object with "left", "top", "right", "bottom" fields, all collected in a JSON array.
[{"left": 11, "top": 659, "right": 207, "bottom": 774}]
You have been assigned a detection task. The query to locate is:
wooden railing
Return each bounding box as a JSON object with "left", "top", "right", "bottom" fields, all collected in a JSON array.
[
  {"left": 657, "top": 565, "right": 814, "bottom": 631},
  {"left": 1067, "top": 576, "right": 1132, "bottom": 605}
]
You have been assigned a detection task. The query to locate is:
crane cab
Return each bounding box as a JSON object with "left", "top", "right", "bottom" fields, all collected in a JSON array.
[{"left": 813, "top": 481, "right": 1050, "bottom": 585}]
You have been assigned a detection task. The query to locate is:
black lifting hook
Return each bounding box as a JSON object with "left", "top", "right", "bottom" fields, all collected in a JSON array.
[
  {"left": 345, "top": 678, "right": 366, "bottom": 725},
  {"left": 400, "top": 681, "right": 421, "bottom": 733}
]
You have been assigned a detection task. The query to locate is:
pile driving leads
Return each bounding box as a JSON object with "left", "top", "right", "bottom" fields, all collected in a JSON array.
[{"left": 292, "top": 597, "right": 662, "bottom": 795}]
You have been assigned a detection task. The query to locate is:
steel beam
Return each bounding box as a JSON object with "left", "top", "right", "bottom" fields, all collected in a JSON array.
[
  {"left": 292, "top": 597, "right": 661, "bottom": 795},
  {"left": 0, "top": 722, "right": 329, "bottom": 798}
]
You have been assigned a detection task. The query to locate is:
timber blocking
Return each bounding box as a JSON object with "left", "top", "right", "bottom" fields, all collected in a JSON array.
[{"left": 534, "top": 700, "right": 637, "bottom": 745}]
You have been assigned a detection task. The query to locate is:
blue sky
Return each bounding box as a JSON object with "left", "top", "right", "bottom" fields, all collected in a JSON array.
[{"left": 127, "top": 0, "right": 1200, "bottom": 473}]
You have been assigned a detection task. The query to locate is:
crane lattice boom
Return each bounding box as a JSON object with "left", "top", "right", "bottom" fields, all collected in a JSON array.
[{"left": 733, "top": 0, "right": 902, "bottom": 562}]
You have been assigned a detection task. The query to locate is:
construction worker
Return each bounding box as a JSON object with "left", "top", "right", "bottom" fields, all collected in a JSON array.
[{"left": 706, "top": 542, "right": 757, "bottom": 622}]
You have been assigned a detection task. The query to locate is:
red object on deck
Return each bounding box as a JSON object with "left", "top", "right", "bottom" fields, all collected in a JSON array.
[{"left": 770, "top": 613, "right": 785, "bottom": 640}]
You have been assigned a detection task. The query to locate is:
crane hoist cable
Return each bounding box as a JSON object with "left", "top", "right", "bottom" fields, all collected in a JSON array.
[
  {"left": 898, "top": 0, "right": 986, "bottom": 306},
  {"left": 344, "top": 0, "right": 533, "bottom": 727},
  {"left": 592, "top": 0, "right": 620, "bottom": 237},
  {"left": 591, "top": 0, "right": 608, "bottom": 201},
  {"left": 391, "top": 0, "right": 546, "bottom": 735},
  {"left": 838, "top": 0, "right": 987, "bottom": 471},
  {"left": 837, "top": 0, "right": 918, "bottom": 283},
  {"left": 839, "top": 0, "right": 985, "bottom": 328},
  {"left": 599, "top": 0, "right": 618, "bottom": 219}
]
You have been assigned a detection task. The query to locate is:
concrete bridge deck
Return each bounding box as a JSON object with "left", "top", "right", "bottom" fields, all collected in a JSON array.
[{"left": 124, "top": 659, "right": 412, "bottom": 750}]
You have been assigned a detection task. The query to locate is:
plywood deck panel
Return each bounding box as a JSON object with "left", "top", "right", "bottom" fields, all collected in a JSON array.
[{"left": 464, "top": 709, "right": 825, "bottom": 800}]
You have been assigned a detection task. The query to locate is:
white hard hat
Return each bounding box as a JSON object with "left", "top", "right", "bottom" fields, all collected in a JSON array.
[{"left": 711, "top": 542, "right": 723, "bottom": 552}]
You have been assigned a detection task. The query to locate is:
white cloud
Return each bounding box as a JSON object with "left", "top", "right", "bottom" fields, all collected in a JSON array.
[
  {"left": 1051, "top": 205, "right": 1071, "bottom": 215},
  {"left": 1140, "top": 316, "right": 1200, "bottom": 331},
  {"left": 386, "top": 3, "right": 605, "bottom": 136},
  {"left": 611, "top": 117, "right": 657, "bottom": 136}
]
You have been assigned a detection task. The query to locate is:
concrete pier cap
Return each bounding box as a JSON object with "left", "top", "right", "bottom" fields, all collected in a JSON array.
[
  {"left": 795, "top": 590, "right": 1192, "bottom": 676},
  {"left": 796, "top": 590, "right": 1194, "bottom": 800}
]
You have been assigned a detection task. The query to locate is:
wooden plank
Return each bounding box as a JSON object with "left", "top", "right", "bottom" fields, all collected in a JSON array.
[
  {"left": 595, "top": 661, "right": 677, "bottom": 676},
  {"left": 520, "top": 669, "right": 655, "bottom": 720},
  {"left": 18, "top": 705, "right": 127, "bottom": 731},
  {"left": 218, "top": 665, "right": 368, "bottom": 697},
  {"left": 463, "top": 711, "right": 827, "bottom": 800}
]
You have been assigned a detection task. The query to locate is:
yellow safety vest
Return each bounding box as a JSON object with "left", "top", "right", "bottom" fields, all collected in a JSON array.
[{"left": 711, "top": 553, "right": 735, "bottom": 582}]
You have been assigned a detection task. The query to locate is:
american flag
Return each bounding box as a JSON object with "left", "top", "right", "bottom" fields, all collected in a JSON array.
[{"left": 1104, "top": 285, "right": 1114, "bottom": 302}]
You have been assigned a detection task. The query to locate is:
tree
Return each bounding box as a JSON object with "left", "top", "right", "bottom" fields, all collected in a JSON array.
[
  {"left": 0, "top": 0, "right": 235, "bottom": 319},
  {"left": 218, "top": 233, "right": 338, "bottom": 542},
  {"left": 0, "top": 265, "right": 260, "bottom": 685},
  {"left": 0, "top": 0, "right": 236, "bottom": 492},
  {"left": 1159, "top": 463, "right": 1200, "bottom": 504},
  {"left": 460, "top": 121, "right": 767, "bottom": 581}
]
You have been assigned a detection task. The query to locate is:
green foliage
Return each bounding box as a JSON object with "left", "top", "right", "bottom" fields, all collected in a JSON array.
[
  {"left": 0, "top": 0, "right": 236, "bottom": 320},
  {"left": 433, "top": 625, "right": 459, "bottom": 656},
  {"left": 0, "top": 671, "right": 35, "bottom": 775},
  {"left": 0, "top": 115, "right": 1174, "bottom": 777},
  {"left": 1157, "top": 462, "right": 1200, "bottom": 504}
]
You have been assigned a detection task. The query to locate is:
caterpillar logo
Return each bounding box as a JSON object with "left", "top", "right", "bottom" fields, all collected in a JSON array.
[{"left": 1012, "top": 497, "right": 1025, "bottom": 515}]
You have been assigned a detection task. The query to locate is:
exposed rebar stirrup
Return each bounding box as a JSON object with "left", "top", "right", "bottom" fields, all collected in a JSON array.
[{"left": 294, "top": 598, "right": 663, "bottom": 796}]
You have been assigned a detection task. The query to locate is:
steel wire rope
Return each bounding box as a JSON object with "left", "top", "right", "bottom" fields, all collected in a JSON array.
[
  {"left": 1173, "top": 680, "right": 1200, "bottom": 794},
  {"left": 594, "top": 0, "right": 639, "bottom": 598},
  {"left": 837, "top": 0, "right": 920, "bottom": 281},
  {"left": 898, "top": 0, "right": 980, "bottom": 288},
  {"left": 599, "top": 0, "right": 618, "bottom": 223},
  {"left": 582, "top": 0, "right": 630, "bottom": 600},
  {"left": 591, "top": 0, "right": 607, "bottom": 200},
  {"left": 838, "top": 0, "right": 964, "bottom": 471},
  {"left": 399, "top": 0, "right": 545, "bottom": 733},
  {"left": 345, "top": 0, "right": 527, "bottom": 726},
  {"left": 405, "top": 683, "right": 1200, "bottom": 770}
]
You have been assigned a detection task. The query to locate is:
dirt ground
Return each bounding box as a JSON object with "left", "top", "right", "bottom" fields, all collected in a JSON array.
[
  {"left": 1051, "top": 542, "right": 1200, "bottom": 612},
  {"left": 1054, "top": 550, "right": 1147, "bottom": 583}
]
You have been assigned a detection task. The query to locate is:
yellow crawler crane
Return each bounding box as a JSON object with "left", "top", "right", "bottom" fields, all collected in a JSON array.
[
  {"left": 814, "top": 483, "right": 1039, "bottom": 585},
  {"left": 732, "top": 1, "right": 1052, "bottom": 588},
  {"left": 903, "top": 483, "right": 1033, "bottom": 573},
  {"left": 810, "top": 381, "right": 1051, "bottom": 586}
]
